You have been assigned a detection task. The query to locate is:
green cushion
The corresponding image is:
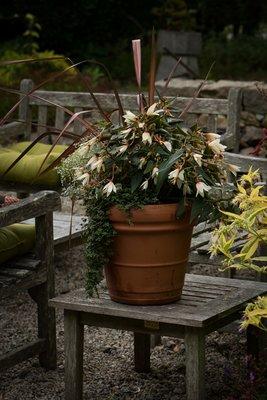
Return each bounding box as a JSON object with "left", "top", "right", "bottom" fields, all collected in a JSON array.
[
  {"left": 0, "top": 141, "right": 67, "bottom": 187},
  {"left": 10, "top": 141, "right": 67, "bottom": 155},
  {"left": 0, "top": 224, "right": 35, "bottom": 264}
]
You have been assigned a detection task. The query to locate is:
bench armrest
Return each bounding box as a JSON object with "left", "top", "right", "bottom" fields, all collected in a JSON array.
[{"left": 0, "top": 190, "right": 61, "bottom": 228}]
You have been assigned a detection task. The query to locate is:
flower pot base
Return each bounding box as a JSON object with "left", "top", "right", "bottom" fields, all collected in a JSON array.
[
  {"left": 106, "top": 204, "right": 194, "bottom": 306},
  {"left": 108, "top": 292, "right": 182, "bottom": 306}
]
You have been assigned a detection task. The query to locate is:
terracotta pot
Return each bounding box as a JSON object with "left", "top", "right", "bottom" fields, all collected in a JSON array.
[{"left": 105, "top": 203, "right": 194, "bottom": 305}]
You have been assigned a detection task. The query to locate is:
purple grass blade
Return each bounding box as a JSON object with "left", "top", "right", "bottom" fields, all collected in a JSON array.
[
  {"left": 148, "top": 29, "right": 157, "bottom": 106},
  {"left": 179, "top": 62, "right": 215, "bottom": 120}
]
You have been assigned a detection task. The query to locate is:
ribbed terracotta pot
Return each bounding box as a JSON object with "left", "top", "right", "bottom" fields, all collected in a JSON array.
[{"left": 105, "top": 203, "right": 194, "bottom": 305}]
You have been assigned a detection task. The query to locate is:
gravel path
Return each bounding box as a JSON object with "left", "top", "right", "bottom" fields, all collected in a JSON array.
[{"left": 0, "top": 247, "right": 266, "bottom": 400}]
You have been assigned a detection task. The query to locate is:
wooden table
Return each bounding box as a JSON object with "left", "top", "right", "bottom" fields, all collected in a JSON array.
[{"left": 49, "top": 274, "right": 267, "bottom": 400}]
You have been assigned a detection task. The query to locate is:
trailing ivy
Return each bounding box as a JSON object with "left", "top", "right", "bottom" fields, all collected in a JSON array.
[{"left": 83, "top": 188, "right": 158, "bottom": 296}]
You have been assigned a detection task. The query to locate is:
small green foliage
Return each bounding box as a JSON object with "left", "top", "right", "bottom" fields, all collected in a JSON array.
[
  {"left": 211, "top": 168, "right": 267, "bottom": 331},
  {"left": 82, "top": 188, "right": 158, "bottom": 296}
]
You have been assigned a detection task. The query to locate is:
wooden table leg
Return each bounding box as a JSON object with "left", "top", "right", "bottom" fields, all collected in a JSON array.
[
  {"left": 134, "top": 332, "right": 151, "bottom": 372},
  {"left": 185, "top": 328, "right": 205, "bottom": 400},
  {"left": 151, "top": 334, "right": 162, "bottom": 349},
  {"left": 64, "top": 310, "right": 84, "bottom": 400},
  {"left": 247, "top": 325, "right": 267, "bottom": 362}
]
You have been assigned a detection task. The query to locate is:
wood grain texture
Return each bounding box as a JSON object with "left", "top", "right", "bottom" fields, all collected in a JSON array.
[
  {"left": 34, "top": 211, "right": 57, "bottom": 369},
  {"left": 0, "top": 191, "right": 61, "bottom": 227},
  {"left": 0, "top": 339, "right": 46, "bottom": 372},
  {"left": 50, "top": 275, "right": 267, "bottom": 329},
  {"left": 185, "top": 328, "right": 205, "bottom": 400},
  {"left": 19, "top": 79, "right": 34, "bottom": 139},
  {"left": 64, "top": 310, "right": 84, "bottom": 400},
  {"left": 134, "top": 333, "right": 151, "bottom": 372},
  {"left": 29, "top": 91, "right": 229, "bottom": 114}
]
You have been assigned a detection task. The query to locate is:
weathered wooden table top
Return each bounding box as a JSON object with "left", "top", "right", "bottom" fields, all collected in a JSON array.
[{"left": 50, "top": 274, "right": 267, "bottom": 328}]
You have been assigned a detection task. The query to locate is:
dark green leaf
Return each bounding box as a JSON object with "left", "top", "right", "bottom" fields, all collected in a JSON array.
[
  {"left": 131, "top": 172, "right": 143, "bottom": 193},
  {"left": 156, "top": 149, "right": 184, "bottom": 192},
  {"left": 144, "top": 160, "right": 154, "bottom": 174}
]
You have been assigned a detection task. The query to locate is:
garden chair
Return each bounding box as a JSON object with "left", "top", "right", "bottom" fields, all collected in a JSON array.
[{"left": 0, "top": 190, "right": 61, "bottom": 371}]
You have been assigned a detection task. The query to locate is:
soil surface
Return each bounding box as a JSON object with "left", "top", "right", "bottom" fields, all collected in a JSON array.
[{"left": 0, "top": 247, "right": 266, "bottom": 400}]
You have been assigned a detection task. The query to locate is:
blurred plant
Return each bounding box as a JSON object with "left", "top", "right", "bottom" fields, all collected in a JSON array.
[
  {"left": 23, "top": 13, "right": 41, "bottom": 54},
  {"left": 211, "top": 168, "right": 267, "bottom": 331},
  {"left": 152, "top": 0, "right": 195, "bottom": 31},
  {"left": 83, "top": 66, "right": 105, "bottom": 88}
]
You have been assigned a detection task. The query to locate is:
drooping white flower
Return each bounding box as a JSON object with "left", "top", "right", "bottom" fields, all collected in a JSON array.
[
  {"left": 123, "top": 110, "right": 137, "bottom": 124},
  {"left": 140, "top": 180, "right": 149, "bottom": 190},
  {"left": 169, "top": 168, "right": 185, "bottom": 187},
  {"left": 205, "top": 132, "right": 221, "bottom": 142},
  {"left": 163, "top": 141, "right": 172, "bottom": 152},
  {"left": 138, "top": 157, "right": 146, "bottom": 169},
  {"left": 196, "top": 181, "right": 211, "bottom": 197},
  {"left": 102, "top": 181, "right": 117, "bottom": 196},
  {"left": 77, "top": 144, "right": 90, "bottom": 156},
  {"left": 208, "top": 139, "right": 227, "bottom": 154},
  {"left": 178, "top": 169, "right": 185, "bottom": 181},
  {"left": 77, "top": 172, "right": 90, "bottom": 187},
  {"left": 193, "top": 153, "right": 203, "bottom": 166},
  {"left": 88, "top": 136, "right": 98, "bottom": 146},
  {"left": 152, "top": 167, "right": 159, "bottom": 178},
  {"left": 146, "top": 102, "right": 158, "bottom": 116},
  {"left": 142, "top": 131, "right": 152, "bottom": 145},
  {"left": 168, "top": 168, "right": 180, "bottom": 185},
  {"left": 90, "top": 157, "right": 104, "bottom": 172},
  {"left": 228, "top": 164, "right": 240, "bottom": 176},
  {"left": 86, "top": 155, "right": 98, "bottom": 167},
  {"left": 121, "top": 127, "right": 132, "bottom": 135},
  {"left": 117, "top": 144, "right": 128, "bottom": 153}
]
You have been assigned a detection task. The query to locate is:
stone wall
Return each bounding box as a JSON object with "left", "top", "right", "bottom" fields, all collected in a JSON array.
[{"left": 156, "top": 79, "right": 267, "bottom": 155}]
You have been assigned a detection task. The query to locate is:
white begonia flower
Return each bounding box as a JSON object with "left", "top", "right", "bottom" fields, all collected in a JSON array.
[
  {"left": 121, "top": 128, "right": 132, "bottom": 134},
  {"left": 146, "top": 102, "right": 158, "bottom": 116},
  {"left": 88, "top": 136, "right": 98, "bottom": 146},
  {"left": 123, "top": 110, "right": 137, "bottom": 124},
  {"left": 102, "top": 181, "right": 117, "bottom": 197},
  {"left": 90, "top": 157, "right": 105, "bottom": 173},
  {"left": 152, "top": 167, "right": 159, "bottom": 178},
  {"left": 228, "top": 164, "right": 240, "bottom": 176},
  {"left": 178, "top": 169, "right": 185, "bottom": 181},
  {"left": 77, "top": 143, "right": 90, "bottom": 156},
  {"left": 117, "top": 144, "right": 128, "bottom": 153},
  {"left": 168, "top": 168, "right": 180, "bottom": 185},
  {"left": 163, "top": 141, "right": 172, "bottom": 152},
  {"left": 77, "top": 172, "right": 90, "bottom": 187},
  {"left": 140, "top": 180, "right": 149, "bottom": 190},
  {"left": 139, "top": 157, "right": 146, "bottom": 169},
  {"left": 196, "top": 181, "right": 211, "bottom": 197},
  {"left": 193, "top": 153, "right": 203, "bottom": 166},
  {"left": 142, "top": 131, "right": 152, "bottom": 145},
  {"left": 208, "top": 139, "right": 227, "bottom": 154},
  {"left": 86, "top": 155, "right": 98, "bottom": 167},
  {"left": 205, "top": 132, "right": 221, "bottom": 142}
]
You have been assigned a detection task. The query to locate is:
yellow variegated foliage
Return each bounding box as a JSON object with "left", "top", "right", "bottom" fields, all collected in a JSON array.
[{"left": 211, "top": 168, "right": 267, "bottom": 331}]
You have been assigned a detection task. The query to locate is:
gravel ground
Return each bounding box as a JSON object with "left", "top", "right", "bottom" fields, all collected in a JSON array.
[{"left": 0, "top": 246, "right": 266, "bottom": 400}]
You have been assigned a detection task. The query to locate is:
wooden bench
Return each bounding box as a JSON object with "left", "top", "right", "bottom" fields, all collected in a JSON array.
[
  {"left": 0, "top": 191, "right": 61, "bottom": 371},
  {"left": 49, "top": 274, "right": 267, "bottom": 400}
]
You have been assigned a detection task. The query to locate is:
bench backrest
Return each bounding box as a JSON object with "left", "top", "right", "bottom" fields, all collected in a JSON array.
[{"left": 6, "top": 78, "right": 242, "bottom": 152}]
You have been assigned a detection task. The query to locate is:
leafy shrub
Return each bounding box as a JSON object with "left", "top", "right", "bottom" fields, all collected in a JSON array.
[{"left": 200, "top": 35, "right": 267, "bottom": 81}]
